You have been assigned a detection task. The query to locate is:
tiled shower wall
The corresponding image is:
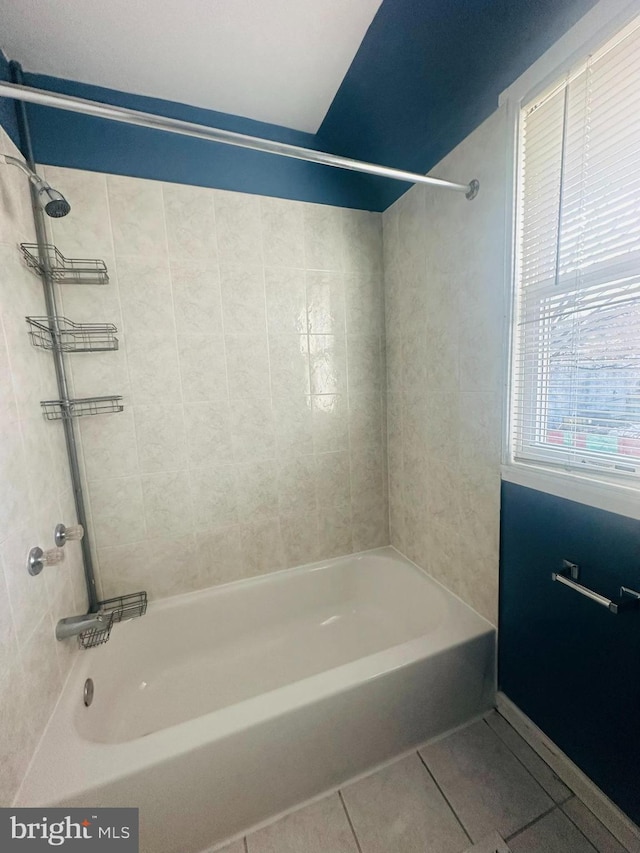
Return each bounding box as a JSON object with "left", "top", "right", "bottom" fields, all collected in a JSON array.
[
  {"left": 0, "top": 126, "right": 87, "bottom": 805},
  {"left": 43, "top": 167, "right": 389, "bottom": 600},
  {"left": 0, "top": 107, "right": 505, "bottom": 807},
  {"left": 383, "top": 109, "right": 507, "bottom": 624}
]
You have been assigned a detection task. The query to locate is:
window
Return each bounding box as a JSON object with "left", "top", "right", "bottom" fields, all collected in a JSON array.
[{"left": 510, "top": 15, "right": 640, "bottom": 484}]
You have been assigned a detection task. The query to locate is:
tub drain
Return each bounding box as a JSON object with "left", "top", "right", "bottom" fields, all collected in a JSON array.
[{"left": 83, "top": 678, "right": 94, "bottom": 707}]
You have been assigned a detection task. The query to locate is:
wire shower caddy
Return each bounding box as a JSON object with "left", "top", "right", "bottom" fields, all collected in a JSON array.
[{"left": 18, "top": 238, "right": 146, "bottom": 648}]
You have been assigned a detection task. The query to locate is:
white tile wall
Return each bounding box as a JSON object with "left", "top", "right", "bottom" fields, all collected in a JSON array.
[
  {"left": 382, "top": 108, "right": 507, "bottom": 624},
  {"left": 41, "top": 167, "right": 388, "bottom": 602},
  {"left": 0, "top": 127, "right": 87, "bottom": 806}
]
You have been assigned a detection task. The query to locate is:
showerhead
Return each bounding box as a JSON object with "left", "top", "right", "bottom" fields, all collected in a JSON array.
[
  {"left": 33, "top": 181, "right": 71, "bottom": 218},
  {"left": 1, "top": 154, "right": 71, "bottom": 218}
]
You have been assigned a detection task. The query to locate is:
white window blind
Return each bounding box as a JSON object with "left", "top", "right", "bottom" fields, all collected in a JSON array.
[{"left": 511, "top": 14, "right": 640, "bottom": 482}]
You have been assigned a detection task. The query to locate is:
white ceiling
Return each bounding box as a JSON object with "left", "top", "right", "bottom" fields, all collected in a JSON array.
[{"left": 0, "top": 0, "right": 382, "bottom": 133}]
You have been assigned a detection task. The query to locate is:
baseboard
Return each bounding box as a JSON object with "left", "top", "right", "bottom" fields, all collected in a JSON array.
[{"left": 496, "top": 692, "right": 640, "bottom": 853}]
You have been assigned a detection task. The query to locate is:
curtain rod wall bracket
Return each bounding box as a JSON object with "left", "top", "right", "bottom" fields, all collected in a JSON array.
[{"left": 0, "top": 80, "right": 479, "bottom": 200}]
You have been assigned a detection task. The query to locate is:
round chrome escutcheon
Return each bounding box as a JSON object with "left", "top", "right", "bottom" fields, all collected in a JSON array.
[{"left": 83, "top": 677, "right": 94, "bottom": 707}]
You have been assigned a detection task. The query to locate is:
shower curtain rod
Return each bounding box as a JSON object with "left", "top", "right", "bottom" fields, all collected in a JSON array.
[{"left": 0, "top": 81, "right": 479, "bottom": 200}]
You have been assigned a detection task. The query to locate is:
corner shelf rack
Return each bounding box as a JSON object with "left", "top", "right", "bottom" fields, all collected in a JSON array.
[
  {"left": 11, "top": 112, "right": 145, "bottom": 648},
  {"left": 26, "top": 316, "right": 119, "bottom": 352},
  {"left": 20, "top": 242, "right": 109, "bottom": 285}
]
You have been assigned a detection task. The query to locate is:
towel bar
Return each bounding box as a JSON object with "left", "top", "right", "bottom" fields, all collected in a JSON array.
[{"left": 551, "top": 561, "right": 640, "bottom": 614}]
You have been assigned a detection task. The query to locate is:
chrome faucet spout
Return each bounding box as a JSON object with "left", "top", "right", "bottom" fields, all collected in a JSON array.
[{"left": 55, "top": 612, "right": 105, "bottom": 641}]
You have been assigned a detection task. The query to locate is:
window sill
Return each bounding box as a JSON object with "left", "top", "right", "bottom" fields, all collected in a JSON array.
[{"left": 501, "top": 463, "right": 640, "bottom": 521}]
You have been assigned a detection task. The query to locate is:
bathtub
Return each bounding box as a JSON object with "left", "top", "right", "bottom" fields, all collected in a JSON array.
[{"left": 17, "top": 546, "right": 495, "bottom": 852}]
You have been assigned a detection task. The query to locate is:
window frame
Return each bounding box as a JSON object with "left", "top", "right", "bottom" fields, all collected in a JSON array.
[{"left": 500, "top": 0, "right": 640, "bottom": 521}]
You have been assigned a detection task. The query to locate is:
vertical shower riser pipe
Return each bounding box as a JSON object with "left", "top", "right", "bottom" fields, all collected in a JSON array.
[{"left": 10, "top": 62, "right": 99, "bottom": 612}]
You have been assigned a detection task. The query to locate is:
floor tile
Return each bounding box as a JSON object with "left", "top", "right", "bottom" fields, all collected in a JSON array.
[
  {"left": 341, "top": 753, "right": 470, "bottom": 853},
  {"left": 246, "top": 794, "right": 358, "bottom": 853},
  {"left": 562, "top": 798, "right": 629, "bottom": 853},
  {"left": 463, "top": 831, "right": 512, "bottom": 851},
  {"left": 420, "top": 720, "right": 553, "bottom": 842},
  {"left": 484, "top": 712, "right": 571, "bottom": 803},
  {"left": 509, "top": 808, "right": 598, "bottom": 852}
]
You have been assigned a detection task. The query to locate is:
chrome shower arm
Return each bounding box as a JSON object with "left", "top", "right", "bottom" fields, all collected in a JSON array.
[
  {"left": 1, "top": 153, "right": 39, "bottom": 181},
  {"left": 1, "top": 154, "right": 71, "bottom": 218}
]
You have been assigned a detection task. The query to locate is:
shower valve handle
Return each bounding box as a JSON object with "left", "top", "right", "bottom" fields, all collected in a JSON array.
[
  {"left": 54, "top": 523, "right": 84, "bottom": 547},
  {"left": 28, "top": 546, "right": 65, "bottom": 576}
]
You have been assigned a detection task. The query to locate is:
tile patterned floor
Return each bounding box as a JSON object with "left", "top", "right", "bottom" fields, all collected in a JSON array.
[{"left": 211, "top": 711, "right": 632, "bottom": 853}]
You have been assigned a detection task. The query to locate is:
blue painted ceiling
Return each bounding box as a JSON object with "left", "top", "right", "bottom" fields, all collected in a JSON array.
[{"left": 0, "top": 0, "right": 598, "bottom": 210}]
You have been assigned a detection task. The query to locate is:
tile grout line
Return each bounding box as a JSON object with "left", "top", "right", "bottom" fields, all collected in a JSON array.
[
  {"left": 482, "top": 716, "right": 570, "bottom": 804},
  {"left": 481, "top": 717, "right": 597, "bottom": 846},
  {"left": 256, "top": 197, "right": 302, "bottom": 566},
  {"left": 338, "top": 790, "right": 364, "bottom": 853},
  {"left": 416, "top": 750, "right": 473, "bottom": 844},
  {"left": 340, "top": 214, "right": 358, "bottom": 556},
  {"left": 488, "top": 710, "right": 616, "bottom": 845},
  {"left": 504, "top": 804, "right": 559, "bottom": 843},
  {"left": 208, "top": 190, "right": 240, "bottom": 574},
  {"left": 561, "top": 800, "right": 626, "bottom": 853},
  {"left": 380, "top": 213, "right": 392, "bottom": 551},
  {"left": 99, "top": 176, "right": 144, "bottom": 593},
  {"left": 161, "top": 181, "right": 209, "bottom": 582}
]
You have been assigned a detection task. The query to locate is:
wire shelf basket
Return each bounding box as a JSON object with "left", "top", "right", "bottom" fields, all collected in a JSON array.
[
  {"left": 78, "top": 592, "right": 148, "bottom": 649},
  {"left": 41, "top": 395, "right": 124, "bottom": 421},
  {"left": 20, "top": 243, "right": 109, "bottom": 285},
  {"left": 78, "top": 613, "right": 114, "bottom": 649},
  {"left": 101, "top": 590, "right": 148, "bottom": 624},
  {"left": 26, "top": 316, "right": 119, "bottom": 353}
]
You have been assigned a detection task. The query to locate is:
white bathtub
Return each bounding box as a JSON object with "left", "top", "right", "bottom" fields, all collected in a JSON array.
[{"left": 17, "top": 547, "right": 495, "bottom": 852}]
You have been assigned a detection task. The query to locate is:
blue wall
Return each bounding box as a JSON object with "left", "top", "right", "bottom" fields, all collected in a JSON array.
[
  {"left": 0, "top": 0, "right": 598, "bottom": 210},
  {"left": 500, "top": 481, "right": 640, "bottom": 824},
  {"left": 0, "top": 52, "right": 20, "bottom": 147},
  {"left": 17, "top": 72, "right": 388, "bottom": 210},
  {"left": 316, "top": 0, "right": 599, "bottom": 209}
]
